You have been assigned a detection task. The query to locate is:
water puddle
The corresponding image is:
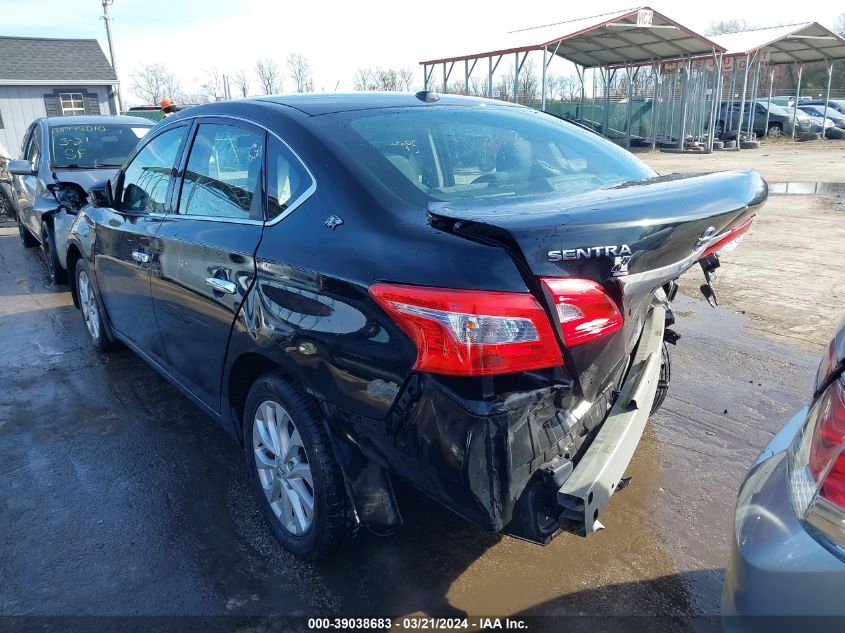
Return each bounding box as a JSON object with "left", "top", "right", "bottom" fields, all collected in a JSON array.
[
  {"left": 769, "top": 182, "right": 845, "bottom": 195},
  {"left": 769, "top": 182, "right": 845, "bottom": 210}
]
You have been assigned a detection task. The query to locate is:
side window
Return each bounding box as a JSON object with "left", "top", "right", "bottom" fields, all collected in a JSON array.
[
  {"left": 121, "top": 127, "right": 186, "bottom": 212},
  {"left": 178, "top": 123, "right": 264, "bottom": 220},
  {"left": 266, "top": 135, "right": 314, "bottom": 220},
  {"left": 25, "top": 128, "right": 40, "bottom": 167},
  {"left": 20, "top": 124, "right": 35, "bottom": 158}
]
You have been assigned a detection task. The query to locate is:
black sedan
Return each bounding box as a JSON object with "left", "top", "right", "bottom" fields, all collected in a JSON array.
[
  {"left": 9, "top": 115, "right": 153, "bottom": 282},
  {"left": 65, "top": 93, "right": 765, "bottom": 559}
]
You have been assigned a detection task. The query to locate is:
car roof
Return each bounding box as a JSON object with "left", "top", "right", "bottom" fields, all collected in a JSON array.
[
  {"left": 42, "top": 115, "right": 154, "bottom": 126},
  {"left": 252, "top": 91, "right": 520, "bottom": 116}
]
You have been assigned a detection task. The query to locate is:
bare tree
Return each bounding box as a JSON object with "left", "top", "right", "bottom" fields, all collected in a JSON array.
[
  {"left": 200, "top": 67, "right": 225, "bottom": 102},
  {"left": 835, "top": 13, "right": 845, "bottom": 36},
  {"left": 547, "top": 75, "right": 582, "bottom": 102},
  {"left": 231, "top": 69, "right": 250, "bottom": 98},
  {"left": 705, "top": 19, "right": 753, "bottom": 35},
  {"left": 255, "top": 58, "right": 283, "bottom": 95},
  {"left": 398, "top": 68, "right": 414, "bottom": 92},
  {"left": 130, "top": 63, "right": 181, "bottom": 105},
  {"left": 287, "top": 53, "right": 314, "bottom": 93}
]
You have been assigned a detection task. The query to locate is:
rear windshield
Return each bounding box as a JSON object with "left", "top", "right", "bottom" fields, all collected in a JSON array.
[
  {"left": 49, "top": 123, "right": 151, "bottom": 169},
  {"left": 322, "top": 105, "right": 654, "bottom": 204}
]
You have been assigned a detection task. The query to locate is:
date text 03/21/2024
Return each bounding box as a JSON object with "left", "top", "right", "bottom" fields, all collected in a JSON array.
[{"left": 307, "top": 618, "right": 528, "bottom": 630}]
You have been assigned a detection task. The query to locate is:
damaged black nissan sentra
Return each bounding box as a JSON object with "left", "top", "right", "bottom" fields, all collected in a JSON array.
[{"left": 65, "top": 92, "right": 765, "bottom": 559}]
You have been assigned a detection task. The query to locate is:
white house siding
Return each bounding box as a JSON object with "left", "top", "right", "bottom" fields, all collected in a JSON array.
[{"left": 0, "top": 84, "right": 115, "bottom": 156}]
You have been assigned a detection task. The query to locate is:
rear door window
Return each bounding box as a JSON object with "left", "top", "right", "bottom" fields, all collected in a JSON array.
[
  {"left": 266, "top": 135, "right": 314, "bottom": 220},
  {"left": 177, "top": 123, "right": 264, "bottom": 220}
]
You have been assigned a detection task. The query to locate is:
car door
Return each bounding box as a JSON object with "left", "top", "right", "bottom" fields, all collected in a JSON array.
[
  {"left": 150, "top": 119, "right": 266, "bottom": 412},
  {"left": 17, "top": 122, "right": 42, "bottom": 237},
  {"left": 94, "top": 124, "right": 190, "bottom": 360}
]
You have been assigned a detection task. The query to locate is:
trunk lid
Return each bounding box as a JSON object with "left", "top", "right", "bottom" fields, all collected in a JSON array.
[{"left": 429, "top": 170, "right": 767, "bottom": 400}]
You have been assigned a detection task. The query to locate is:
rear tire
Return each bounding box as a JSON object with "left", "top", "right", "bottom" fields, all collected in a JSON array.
[
  {"left": 243, "top": 372, "right": 357, "bottom": 560},
  {"left": 651, "top": 342, "right": 671, "bottom": 416},
  {"left": 75, "top": 258, "right": 115, "bottom": 352},
  {"left": 42, "top": 224, "right": 67, "bottom": 285}
]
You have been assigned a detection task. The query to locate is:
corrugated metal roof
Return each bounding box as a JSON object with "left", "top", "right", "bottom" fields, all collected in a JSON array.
[
  {"left": 419, "top": 6, "right": 725, "bottom": 68},
  {"left": 0, "top": 36, "right": 118, "bottom": 83},
  {"left": 712, "top": 23, "right": 845, "bottom": 63}
]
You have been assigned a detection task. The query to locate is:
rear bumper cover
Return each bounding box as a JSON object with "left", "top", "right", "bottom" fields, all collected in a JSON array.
[
  {"left": 328, "top": 302, "right": 666, "bottom": 542},
  {"left": 558, "top": 301, "right": 665, "bottom": 533}
]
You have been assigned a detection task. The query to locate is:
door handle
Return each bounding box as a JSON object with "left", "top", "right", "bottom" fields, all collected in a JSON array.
[
  {"left": 131, "top": 250, "right": 150, "bottom": 264},
  {"left": 205, "top": 277, "right": 237, "bottom": 295}
]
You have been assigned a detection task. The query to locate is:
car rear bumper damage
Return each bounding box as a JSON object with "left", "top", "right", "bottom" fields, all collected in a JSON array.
[{"left": 326, "top": 297, "right": 667, "bottom": 544}]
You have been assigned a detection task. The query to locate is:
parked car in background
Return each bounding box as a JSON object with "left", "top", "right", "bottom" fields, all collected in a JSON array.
[
  {"left": 723, "top": 315, "right": 845, "bottom": 622},
  {"left": 65, "top": 93, "right": 765, "bottom": 559},
  {"left": 714, "top": 100, "right": 810, "bottom": 139},
  {"left": 8, "top": 115, "right": 153, "bottom": 283},
  {"left": 799, "top": 98, "right": 845, "bottom": 115},
  {"left": 794, "top": 108, "right": 827, "bottom": 135},
  {"left": 798, "top": 104, "right": 845, "bottom": 129}
]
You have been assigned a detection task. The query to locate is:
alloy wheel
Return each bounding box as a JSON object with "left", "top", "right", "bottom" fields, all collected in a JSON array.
[
  {"left": 252, "top": 400, "right": 315, "bottom": 536},
  {"left": 77, "top": 269, "right": 100, "bottom": 340}
]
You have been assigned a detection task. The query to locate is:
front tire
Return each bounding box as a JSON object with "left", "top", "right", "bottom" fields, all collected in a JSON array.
[
  {"left": 243, "top": 372, "right": 357, "bottom": 560},
  {"left": 42, "top": 224, "right": 67, "bottom": 284},
  {"left": 17, "top": 211, "right": 38, "bottom": 248},
  {"left": 75, "top": 259, "right": 114, "bottom": 351}
]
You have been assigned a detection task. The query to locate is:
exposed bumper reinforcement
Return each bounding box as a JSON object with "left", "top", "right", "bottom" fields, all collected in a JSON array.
[{"left": 557, "top": 302, "right": 666, "bottom": 534}]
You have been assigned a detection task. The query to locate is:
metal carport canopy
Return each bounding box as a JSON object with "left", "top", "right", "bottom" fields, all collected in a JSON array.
[
  {"left": 418, "top": 7, "right": 725, "bottom": 68},
  {"left": 711, "top": 23, "right": 845, "bottom": 63}
]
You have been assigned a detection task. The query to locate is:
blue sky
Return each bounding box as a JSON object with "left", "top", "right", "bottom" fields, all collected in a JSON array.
[{"left": 1, "top": 0, "right": 841, "bottom": 104}]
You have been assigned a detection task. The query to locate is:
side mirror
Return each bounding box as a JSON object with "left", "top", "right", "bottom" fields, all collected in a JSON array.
[
  {"left": 88, "top": 179, "right": 114, "bottom": 208},
  {"left": 8, "top": 159, "right": 35, "bottom": 176}
]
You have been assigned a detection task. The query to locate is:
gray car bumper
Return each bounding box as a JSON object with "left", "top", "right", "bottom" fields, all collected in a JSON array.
[{"left": 722, "top": 406, "right": 845, "bottom": 626}]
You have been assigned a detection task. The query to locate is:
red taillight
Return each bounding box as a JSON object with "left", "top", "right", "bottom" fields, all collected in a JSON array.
[
  {"left": 700, "top": 217, "right": 753, "bottom": 259},
  {"left": 809, "top": 380, "right": 845, "bottom": 509},
  {"left": 540, "top": 278, "right": 623, "bottom": 347},
  {"left": 369, "top": 283, "right": 563, "bottom": 376}
]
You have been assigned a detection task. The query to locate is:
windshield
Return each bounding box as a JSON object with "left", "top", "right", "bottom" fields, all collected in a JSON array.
[
  {"left": 323, "top": 105, "right": 655, "bottom": 204},
  {"left": 49, "top": 123, "right": 151, "bottom": 169}
]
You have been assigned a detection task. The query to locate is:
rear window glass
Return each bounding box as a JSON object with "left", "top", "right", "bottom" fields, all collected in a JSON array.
[
  {"left": 324, "top": 105, "right": 654, "bottom": 204},
  {"left": 50, "top": 124, "right": 151, "bottom": 169}
]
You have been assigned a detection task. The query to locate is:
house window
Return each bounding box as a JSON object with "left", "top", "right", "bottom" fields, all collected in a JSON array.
[{"left": 59, "top": 93, "right": 85, "bottom": 116}]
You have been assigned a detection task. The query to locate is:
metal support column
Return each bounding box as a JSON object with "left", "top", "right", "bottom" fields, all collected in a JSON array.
[
  {"left": 678, "top": 58, "right": 690, "bottom": 149},
  {"left": 822, "top": 62, "right": 834, "bottom": 138},
  {"left": 746, "top": 53, "right": 760, "bottom": 138},
  {"left": 707, "top": 53, "right": 722, "bottom": 151},
  {"left": 488, "top": 57, "right": 493, "bottom": 98},
  {"left": 514, "top": 52, "right": 520, "bottom": 103},
  {"left": 423, "top": 64, "right": 428, "bottom": 90},
  {"left": 465, "top": 60, "right": 469, "bottom": 95},
  {"left": 625, "top": 65, "right": 634, "bottom": 149},
  {"left": 541, "top": 47, "right": 547, "bottom": 111},
  {"left": 735, "top": 54, "right": 751, "bottom": 148},
  {"left": 764, "top": 64, "right": 774, "bottom": 137},
  {"left": 651, "top": 62, "right": 660, "bottom": 151},
  {"left": 791, "top": 64, "right": 803, "bottom": 139}
]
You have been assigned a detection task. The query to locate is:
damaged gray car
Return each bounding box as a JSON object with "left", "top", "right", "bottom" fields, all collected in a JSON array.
[{"left": 9, "top": 115, "right": 152, "bottom": 283}]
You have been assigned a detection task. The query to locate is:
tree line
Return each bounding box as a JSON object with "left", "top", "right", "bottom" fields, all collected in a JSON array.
[{"left": 130, "top": 53, "right": 317, "bottom": 105}]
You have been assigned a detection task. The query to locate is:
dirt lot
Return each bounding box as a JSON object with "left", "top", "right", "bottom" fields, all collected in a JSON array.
[
  {"left": 643, "top": 140, "right": 845, "bottom": 352},
  {"left": 0, "top": 141, "right": 840, "bottom": 628}
]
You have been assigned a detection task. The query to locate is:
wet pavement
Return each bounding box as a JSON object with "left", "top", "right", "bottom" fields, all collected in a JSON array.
[{"left": 0, "top": 218, "right": 819, "bottom": 622}]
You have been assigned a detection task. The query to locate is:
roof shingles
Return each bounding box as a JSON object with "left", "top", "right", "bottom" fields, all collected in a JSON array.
[{"left": 0, "top": 36, "right": 117, "bottom": 83}]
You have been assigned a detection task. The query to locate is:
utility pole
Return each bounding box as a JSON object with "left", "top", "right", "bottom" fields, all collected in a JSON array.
[{"left": 100, "top": 0, "right": 124, "bottom": 113}]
